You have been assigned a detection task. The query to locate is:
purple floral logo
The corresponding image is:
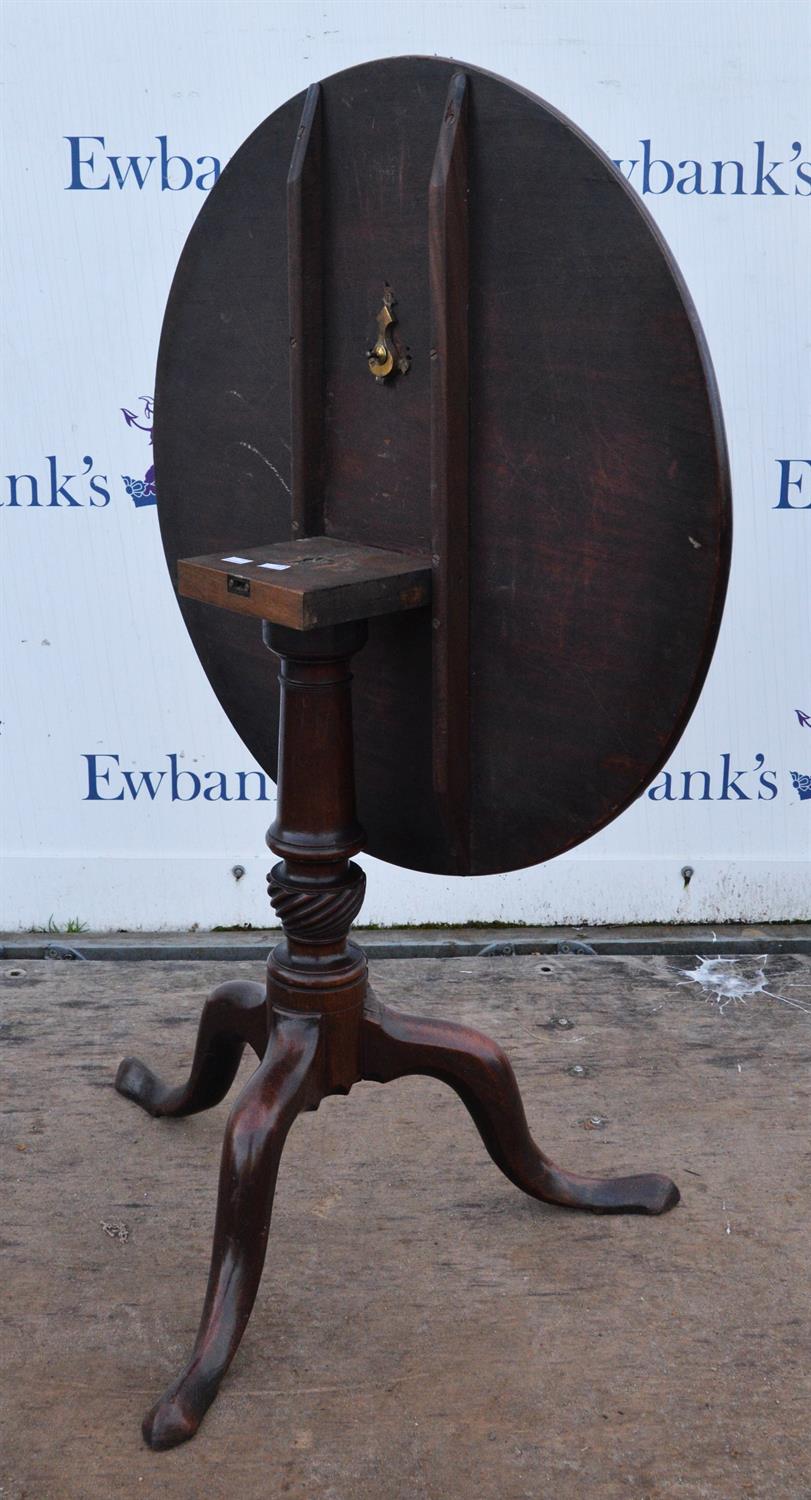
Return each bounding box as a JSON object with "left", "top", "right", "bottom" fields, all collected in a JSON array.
[
  {"left": 790, "top": 772, "right": 811, "bottom": 801},
  {"left": 121, "top": 397, "right": 156, "bottom": 506}
]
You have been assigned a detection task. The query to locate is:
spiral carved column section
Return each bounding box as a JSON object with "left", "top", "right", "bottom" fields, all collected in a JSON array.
[
  {"left": 268, "top": 862, "right": 367, "bottom": 947},
  {"left": 263, "top": 622, "right": 369, "bottom": 1094}
]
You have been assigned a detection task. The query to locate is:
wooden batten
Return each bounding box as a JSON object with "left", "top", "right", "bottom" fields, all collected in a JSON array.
[
  {"left": 287, "top": 81, "right": 325, "bottom": 538},
  {"left": 429, "top": 70, "right": 471, "bottom": 873},
  {"left": 177, "top": 537, "right": 432, "bottom": 631}
]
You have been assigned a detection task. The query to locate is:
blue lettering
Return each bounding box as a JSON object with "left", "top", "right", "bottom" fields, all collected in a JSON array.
[
  {"left": 641, "top": 139, "right": 674, "bottom": 195},
  {"left": 612, "top": 157, "right": 639, "bottom": 184},
  {"left": 790, "top": 141, "right": 810, "bottom": 196},
  {"left": 236, "top": 770, "right": 270, "bottom": 802},
  {"left": 710, "top": 158, "right": 745, "bottom": 195},
  {"left": 203, "top": 771, "right": 232, "bottom": 801},
  {"left": 649, "top": 755, "right": 779, "bottom": 804},
  {"left": 774, "top": 458, "right": 811, "bottom": 510},
  {"left": 157, "top": 135, "right": 193, "bottom": 190},
  {"left": 47, "top": 456, "right": 81, "bottom": 507},
  {"left": 82, "top": 754, "right": 274, "bottom": 802},
  {"left": 108, "top": 154, "right": 156, "bottom": 190},
  {"left": 64, "top": 135, "right": 110, "bottom": 190},
  {"left": 122, "top": 768, "right": 166, "bottom": 799},
  {"left": 83, "top": 753, "right": 125, "bottom": 801},
  {"left": 719, "top": 753, "right": 750, "bottom": 801},
  {"left": 680, "top": 770, "right": 712, "bottom": 800},
  {"left": 169, "top": 752, "right": 201, "bottom": 801},
  {"left": 195, "top": 156, "right": 221, "bottom": 190},
  {"left": 676, "top": 160, "right": 706, "bottom": 195},
  {"left": 3, "top": 473, "right": 39, "bottom": 507},
  {"left": 758, "top": 765, "right": 778, "bottom": 800},
  {"left": 88, "top": 473, "right": 110, "bottom": 506},
  {"left": 753, "top": 140, "right": 787, "bottom": 196},
  {"left": 647, "top": 771, "right": 676, "bottom": 801}
]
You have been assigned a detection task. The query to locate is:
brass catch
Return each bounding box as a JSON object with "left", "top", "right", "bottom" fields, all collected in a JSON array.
[{"left": 367, "top": 286, "right": 410, "bottom": 382}]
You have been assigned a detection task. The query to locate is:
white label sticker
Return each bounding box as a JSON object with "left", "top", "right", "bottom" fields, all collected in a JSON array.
[
  {"left": 222, "top": 555, "right": 252, "bottom": 565},
  {"left": 258, "top": 562, "right": 291, "bottom": 571}
]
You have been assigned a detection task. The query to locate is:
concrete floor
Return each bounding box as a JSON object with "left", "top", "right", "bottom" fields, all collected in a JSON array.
[{"left": 2, "top": 953, "right": 810, "bottom": 1499}]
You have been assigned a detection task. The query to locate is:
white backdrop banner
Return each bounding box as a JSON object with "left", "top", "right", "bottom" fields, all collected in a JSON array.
[{"left": 1, "top": 0, "right": 809, "bottom": 930}]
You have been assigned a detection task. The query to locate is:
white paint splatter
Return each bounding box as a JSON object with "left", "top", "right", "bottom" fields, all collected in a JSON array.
[{"left": 679, "top": 954, "right": 811, "bottom": 1016}]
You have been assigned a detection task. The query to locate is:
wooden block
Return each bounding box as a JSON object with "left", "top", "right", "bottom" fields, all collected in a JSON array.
[{"left": 178, "top": 536, "right": 432, "bottom": 630}]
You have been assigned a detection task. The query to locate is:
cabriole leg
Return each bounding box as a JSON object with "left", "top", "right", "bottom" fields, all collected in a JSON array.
[
  {"left": 142, "top": 1008, "right": 320, "bottom": 1450},
  {"left": 115, "top": 979, "right": 268, "bottom": 1119},
  {"left": 362, "top": 999, "right": 679, "bottom": 1215}
]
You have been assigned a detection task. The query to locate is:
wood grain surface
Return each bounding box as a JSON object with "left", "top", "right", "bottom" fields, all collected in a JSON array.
[
  {"left": 155, "top": 56, "right": 731, "bottom": 877},
  {"left": 178, "top": 537, "right": 432, "bottom": 629}
]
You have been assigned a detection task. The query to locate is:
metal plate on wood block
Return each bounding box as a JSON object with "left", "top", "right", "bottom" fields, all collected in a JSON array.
[
  {"left": 178, "top": 538, "right": 432, "bottom": 630},
  {"left": 155, "top": 56, "right": 731, "bottom": 877}
]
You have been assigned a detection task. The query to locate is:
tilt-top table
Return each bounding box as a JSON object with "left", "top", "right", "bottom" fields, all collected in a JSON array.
[{"left": 114, "top": 57, "right": 731, "bottom": 1450}]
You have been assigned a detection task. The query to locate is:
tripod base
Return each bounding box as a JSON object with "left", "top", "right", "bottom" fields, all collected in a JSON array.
[
  {"left": 116, "top": 620, "right": 677, "bottom": 1450},
  {"left": 116, "top": 978, "right": 679, "bottom": 1451}
]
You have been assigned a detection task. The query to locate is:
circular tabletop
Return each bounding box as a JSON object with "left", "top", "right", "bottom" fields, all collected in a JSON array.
[{"left": 155, "top": 55, "right": 731, "bottom": 877}]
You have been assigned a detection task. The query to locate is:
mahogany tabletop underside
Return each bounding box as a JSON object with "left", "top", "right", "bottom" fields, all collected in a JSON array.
[{"left": 155, "top": 56, "right": 731, "bottom": 877}]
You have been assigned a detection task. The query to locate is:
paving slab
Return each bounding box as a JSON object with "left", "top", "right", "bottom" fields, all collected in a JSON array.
[{"left": 2, "top": 954, "right": 810, "bottom": 1500}]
